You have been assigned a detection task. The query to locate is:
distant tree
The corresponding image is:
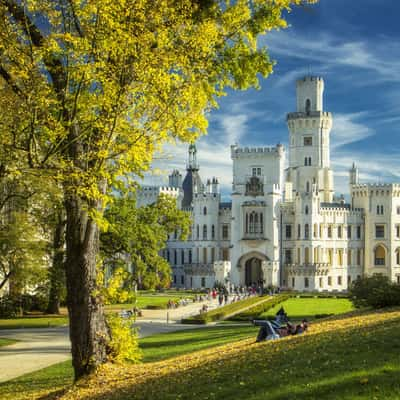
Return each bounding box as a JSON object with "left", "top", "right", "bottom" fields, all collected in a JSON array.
[
  {"left": 101, "top": 194, "right": 190, "bottom": 292},
  {"left": 0, "top": 0, "right": 317, "bottom": 379}
]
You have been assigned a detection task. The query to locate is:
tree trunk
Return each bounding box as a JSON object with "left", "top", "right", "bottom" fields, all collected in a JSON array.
[
  {"left": 46, "top": 211, "right": 66, "bottom": 314},
  {"left": 64, "top": 192, "right": 110, "bottom": 380}
]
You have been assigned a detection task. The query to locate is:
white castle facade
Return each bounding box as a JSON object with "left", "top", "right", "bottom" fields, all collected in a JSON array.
[{"left": 137, "top": 76, "right": 400, "bottom": 292}]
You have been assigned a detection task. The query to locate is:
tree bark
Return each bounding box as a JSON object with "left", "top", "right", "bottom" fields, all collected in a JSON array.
[
  {"left": 64, "top": 192, "right": 110, "bottom": 380},
  {"left": 46, "top": 211, "right": 66, "bottom": 314}
]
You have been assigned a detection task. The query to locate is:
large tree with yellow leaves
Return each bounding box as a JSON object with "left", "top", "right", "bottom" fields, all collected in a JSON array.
[{"left": 0, "top": 0, "right": 316, "bottom": 379}]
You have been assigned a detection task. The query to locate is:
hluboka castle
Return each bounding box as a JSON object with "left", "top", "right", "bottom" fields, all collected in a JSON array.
[{"left": 137, "top": 76, "right": 400, "bottom": 292}]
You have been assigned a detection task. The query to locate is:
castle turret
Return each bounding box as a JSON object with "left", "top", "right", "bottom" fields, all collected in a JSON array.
[
  {"left": 286, "top": 76, "right": 333, "bottom": 202},
  {"left": 182, "top": 144, "right": 204, "bottom": 208},
  {"left": 349, "top": 162, "right": 359, "bottom": 185},
  {"left": 212, "top": 177, "right": 219, "bottom": 194},
  {"left": 169, "top": 169, "right": 182, "bottom": 188}
]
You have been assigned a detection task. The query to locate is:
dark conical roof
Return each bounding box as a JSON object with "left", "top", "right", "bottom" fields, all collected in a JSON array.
[{"left": 181, "top": 143, "right": 203, "bottom": 208}]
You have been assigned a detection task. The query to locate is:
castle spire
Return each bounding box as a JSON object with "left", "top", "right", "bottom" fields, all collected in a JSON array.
[{"left": 187, "top": 143, "right": 199, "bottom": 171}]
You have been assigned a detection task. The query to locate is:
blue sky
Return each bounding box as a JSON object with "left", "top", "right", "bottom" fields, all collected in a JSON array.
[{"left": 148, "top": 0, "right": 400, "bottom": 200}]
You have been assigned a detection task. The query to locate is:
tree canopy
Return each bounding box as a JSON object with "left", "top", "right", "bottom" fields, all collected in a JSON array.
[{"left": 0, "top": 0, "right": 318, "bottom": 380}]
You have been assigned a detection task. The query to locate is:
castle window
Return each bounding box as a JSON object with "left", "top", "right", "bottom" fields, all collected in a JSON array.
[
  {"left": 297, "top": 224, "right": 301, "bottom": 238},
  {"left": 376, "top": 205, "right": 384, "bottom": 215},
  {"left": 203, "top": 224, "right": 207, "bottom": 240},
  {"left": 396, "top": 225, "right": 400, "bottom": 238},
  {"left": 305, "top": 98, "right": 311, "bottom": 114},
  {"left": 166, "top": 250, "right": 170, "bottom": 262},
  {"left": 211, "top": 248, "right": 215, "bottom": 263},
  {"left": 347, "top": 225, "right": 352, "bottom": 239},
  {"left": 257, "top": 167, "right": 262, "bottom": 175},
  {"left": 319, "top": 277, "right": 323, "bottom": 288},
  {"left": 222, "top": 224, "right": 229, "bottom": 239},
  {"left": 308, "top": 157, "right": 312, "bottom": 166},
  {"left": 305, "top": 205, "right": 309, "bottom": 215},
  {"left": 304, "top": 277, "right": 309, "bottom": 288},
  {"left": 222, "top": 248, "right": 229, "bottom": 261},
  {"left": 328, "top": 276, "right": 332, "bottom": 286},
  {"left": 357, "top": 249, "right": 361, "bottom": 265},
  {"left": 304, "top": 247, "right": 310, "bottom": 263},
  {"left": 285, "top": 249, "right": 292, "bottom": 264},
  {"left": 174, "top": 250, "right": 177, "bottom": 265},
  {"left": 396, "top": 249, "right": 400, "bottom": 265},
  {"left": 181, "top": 250, "right": 185, "bottom": 265},
  {"left": 357, "top": 225, "right": 361, "bottom": 239},
  {"left": 285, "top": 224, "right": 292, "bottom": 239},
  {"left": 297, "top": 248, "right": 301, "bottom": 263},
  {"left": 327, "top": 226, "right": 332, "bottom": 238},
  {"left": 374, "top": 245, "right": 386, "bottom": 266},
  {"left": 201, "top": 277, "right": 206, "bottom": 287},
  {"left": 338, "top": 276, "right": 342, "bottom": 285},
  {"left": 188, "top": 250, "right": 192, "bottom": 263},
  {"left": 203, "top": 248, "right": 207, "bottom": 263},
  {"left": 397, "top": 206, "right": 400, "bottom": 215},
  {"left": 181, "top": 275, "right": 184, "bottom": 285},
  {"left": 313, "top": 224, "right": 318, "bottom": 238},
  {"left": 375, "top": 225, "right": 385, "bottom": 239},
  {"left": 304, "top": 157, "right": 308, "bottom": 166},
  {"left": 203, "top": 206, "right": 207, "bottom": 215},
  {"left": 338, "top": 249, "right": 343, "bottom": 266},
  {"left": 347, "top": 249, "right": 352, "bottom": 265},
  {"left": 211, "top": 225, "right": 215, "bottom": 240},
  {"left": 174, "top": 275, "right": 177, "bottom": 284},
  {"left": 292, "top": 277, "right": 295, "bottom": 287},
  {"left": 305, "top": 224, "right": 310, "bottom": 239},
  {"left": 338, "top": 226, "right": 342, "bottom": 238},
  {"left": 304, "top": 136, "right": 312, "bottom": 146},
  {"left": 306, "top": 182, "right": 310, "bottom": 192}
]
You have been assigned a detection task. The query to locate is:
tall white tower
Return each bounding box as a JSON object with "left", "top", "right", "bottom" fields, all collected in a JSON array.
[{"left": 286, "top": 76, "right": 333, "bottom": 201}]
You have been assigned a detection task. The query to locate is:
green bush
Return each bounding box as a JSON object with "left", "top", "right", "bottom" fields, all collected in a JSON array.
[
  {"left": 0, "top": 296, "right": 21, "bottom": 318},
  {"left": 349, "top": 275, "right": 400, "bottom": 308},
  {"left": 228, "top": 294, "right": 291, "bottom": 321},
  {"left": 107, "top": 314, "right": 142, "bottom": 364},
  {"left": 182, "top": 295, "right": 270, "bottom": 324}
]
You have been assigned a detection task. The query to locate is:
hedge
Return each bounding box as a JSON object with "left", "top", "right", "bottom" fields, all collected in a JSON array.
[
  {"left": 228, "top": 294, "right": 291, "bottom": 321},
  {"left": 181, "top": 295, "right": 271, "bottom": 324}
]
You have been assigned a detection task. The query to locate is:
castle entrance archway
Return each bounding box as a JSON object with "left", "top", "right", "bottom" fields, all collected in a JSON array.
[
  {"left": 245, "top": 258, "right": 263, "bottom": 286},
  {"left": 238, "top": 251, "right": 269, "bottom": 287}
]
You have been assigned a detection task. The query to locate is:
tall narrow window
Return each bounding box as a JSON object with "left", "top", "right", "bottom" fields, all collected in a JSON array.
[
  {"left": 203, "top": 224, "right": 207, "bottom": 240},
  {"left": 305, "top": 205, "right": 309, "bottom": 215},
  {"left": 347, "top": 225, "right": 352, "bottom": 239},
  {"left": 211, "top": 225, "right": 215, "bottom": 240},
  {"left": 203, "top": 248, "right": 207, "bottom": 263},
  {"left": 188, "top": 250, "right": 192, "bottom": 264},
  {"left": 306, "top": 182, "right": 310, "bottom": 192},
  {"left": 338, "top": 226, "right": 342, "bottom": 238},
  {"left": 181, "top": 250, "right": 185, "bottom": 265},
  {"left": 305, "top": 224, "right": 309, "bottom": 239},
  {"left": 203, "top": 206, "right": 207, "bottom": 215},
  {"left": 305, "top": 247, "right": 310, "bottom": 264},
  {"left": 305, "top": 98, "right": 311, "bottom": 114},
  {"left": 298, "top": 224, "right": 301, "bottom": 238},
  {"left": 374, "top": 245, "right": 385, "bottom": 266},
  {"left": 196, "top": 224, "right": 199, "bottom": 239},
  {"left": 260, "top": 213, "right": 264, "bottom": 233}
]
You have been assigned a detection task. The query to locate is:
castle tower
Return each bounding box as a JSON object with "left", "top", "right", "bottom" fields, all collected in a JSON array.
[{"left": 286, "top": 76, "right": 333, "bottom": 202}]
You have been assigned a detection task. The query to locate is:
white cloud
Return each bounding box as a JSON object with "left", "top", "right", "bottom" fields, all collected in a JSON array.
[{"left": 331, "top": 112, "right": 375, "bottom": 149}]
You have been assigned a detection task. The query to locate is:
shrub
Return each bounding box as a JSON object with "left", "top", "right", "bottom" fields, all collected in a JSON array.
[
  {"left": 349, "top": 275, "right": 400, "bottom": 308},
  {"left": 107, "top": 314, "right": 142, "bottom": 364},
  {"left": 182, "top": 295, "right": 270, "bottom": 324},
  {"left": 0, "top": 295, "right": 21, "bottom": 318},
  {"left": 228, "top": 294, "right": 291, "bottom": 321}
]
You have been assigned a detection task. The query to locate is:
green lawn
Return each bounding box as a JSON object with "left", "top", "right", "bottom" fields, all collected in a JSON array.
[
  {"left": 0, "top": 325, "right": 257, "bottom": 400},
  {"left": 0, "top": 316, "right": 68, "bottom": 330},
  {"left": 0, "top": 338, "right": 17, "bottom": 347},
  {"left": 2, "top": 309, "right": 400, "bottom": 400},
  {"left": 259, "top": 297, "right": 355, "bottom": 320}
]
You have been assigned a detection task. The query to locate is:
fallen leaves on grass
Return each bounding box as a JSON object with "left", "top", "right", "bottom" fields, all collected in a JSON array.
[{"left": 53, "top": 308, "right": 400, "bottom": 400}]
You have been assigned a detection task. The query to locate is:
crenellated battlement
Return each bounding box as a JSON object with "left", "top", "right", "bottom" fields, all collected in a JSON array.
[{"left": 231, "top": 144, "right": 284, "bottom": 158}]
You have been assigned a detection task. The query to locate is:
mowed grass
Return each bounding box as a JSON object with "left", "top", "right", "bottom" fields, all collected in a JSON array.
[
  {"left": 0, "top": 338, "right": 17, "bottom": 347},
  {"left": 56, "top": 308, "right": 400, "bottom": 400},
  {"left": 260, "top": 297, "right": 355, "bottom": 320},
  {"left": 0, "top": 325, "right": 257, "bottom": 400},
  {"left": 0, "top": 316, "right": 68, "bottom": 330}
]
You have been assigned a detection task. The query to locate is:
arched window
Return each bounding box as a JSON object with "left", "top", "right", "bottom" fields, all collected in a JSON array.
[
  {"left": 196, "top": 224, "right": 199, "bottom": 239},
  {"left": 246, "top": 213, "right": 249, "bottom": 233},
  {"left": 181, "top": 250, "right": 185, "bottom": 265},
  {"left": 211, "top": 225, "right": 215, "bottom": 240},
  {"left": 203, "top": 206, "right": 207, "bottom": 215},
  {"left": 308, "top": 157, "right": 312, "bottom": 166},
  {"left": 174, "top": 250, "right": 177, "bottom": 265},
  {"left": 305, "top": 98, "right": 311, "bottom": 114},
  {"left": 305, "top": 205, "right": 309, "bottom": 215},
  {"left": 304, "top": 157, "right": 308, "bottom": 166},
  {"left": 297, "top": 224, "right": 301, "bottom": 238},
  {"left": 374, "top": 245, "right": 386, "bottom": 266},
  {"left": 313, "top": 223, "right": 318, "bottom": 238},
  {"left": 306, "top": 182, "right": 310, "bottom": 192},
  {"left": 188, "top": 250, "right": 192, "bottom": 264},
  {"left": 260, "top": 213, "right": 264, "bottom": 233},
  {"left": 305, "top": 224, "right": 309, "bottom": 239},
  {"left": 249, "top": 212, "right": 254, "bottom": 233}
]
